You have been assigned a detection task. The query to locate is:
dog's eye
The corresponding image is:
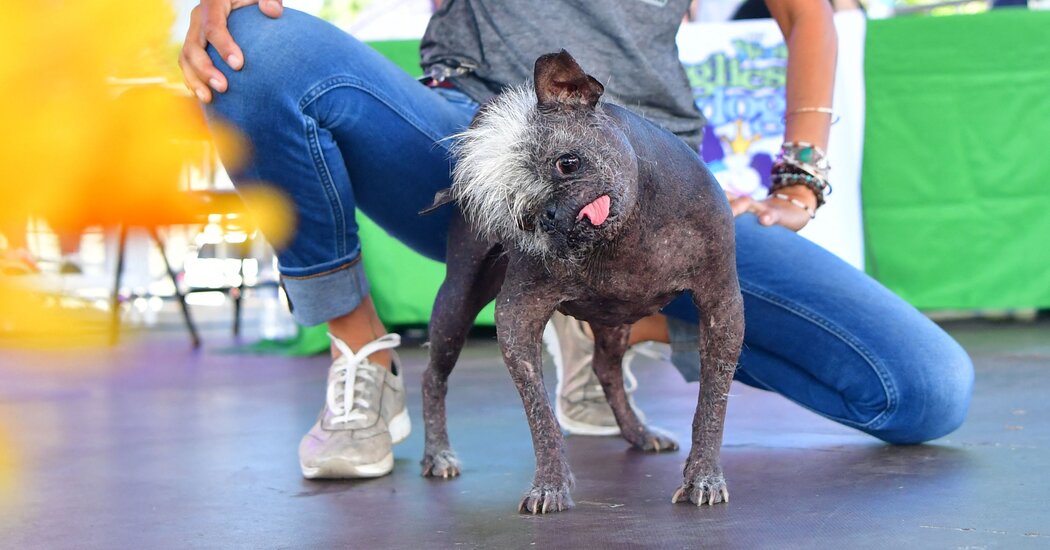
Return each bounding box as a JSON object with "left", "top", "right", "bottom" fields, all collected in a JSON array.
[{"left": 556, "top": 154, "right": 581, "bottom": 175}]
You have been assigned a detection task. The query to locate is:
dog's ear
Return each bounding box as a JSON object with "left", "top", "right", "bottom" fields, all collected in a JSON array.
[{"left": 534, "top": 50, "right": 604, "bottom": 111}]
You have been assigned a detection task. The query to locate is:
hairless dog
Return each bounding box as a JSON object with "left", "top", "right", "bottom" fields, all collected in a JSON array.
[{"left": 420, "top": 51, "right": 744, "bottom": 514}]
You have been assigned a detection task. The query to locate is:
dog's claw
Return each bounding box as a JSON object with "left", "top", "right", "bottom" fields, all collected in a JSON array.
[
  {"left": 672, "top": 471, "right": 729, "bottom": 508},
  {"left": 671, "top": 486, "right": 687, "bottom": 504},
  {"left": 421, "top": 448, "right": 462, "bottom": 479},
  {"left": 628, "top": 427, "right": 680, "bottom": 454},
  {"left": 519, "top": 484, "right": 573, "bottom": 515}
]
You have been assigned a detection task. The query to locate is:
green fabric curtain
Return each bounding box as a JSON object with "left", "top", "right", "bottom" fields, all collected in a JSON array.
[{"left": 862, "top": 10, "right": 1050, "bottom": 309}]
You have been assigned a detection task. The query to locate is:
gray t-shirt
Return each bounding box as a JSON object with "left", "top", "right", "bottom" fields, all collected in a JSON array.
[{"left": 420, "top": 0, "right": 705, "bottom": 150}]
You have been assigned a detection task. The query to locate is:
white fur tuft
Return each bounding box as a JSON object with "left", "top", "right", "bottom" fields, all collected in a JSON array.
[{"left": 450, "top": 85, "right": 552, "bottom": 257}]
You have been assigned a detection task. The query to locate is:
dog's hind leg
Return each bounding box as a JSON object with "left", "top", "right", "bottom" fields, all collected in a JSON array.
[
  {"left": 591, "top": 324, "right": 679, "bottom": 452},
  {"left": 421, "top": 216, "right": 507, "bottom": 479},
  {"left": 672, "top": 262, "right": 744, "bottom": 507}
]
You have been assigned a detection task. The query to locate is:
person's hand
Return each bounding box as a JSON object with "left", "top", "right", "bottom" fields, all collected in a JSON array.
[
  {"left": 727, "top": 185, "right": 817, "bottom": 232},
  {"left": 178, "top": 0, "right": 285, "bottom": 103}
]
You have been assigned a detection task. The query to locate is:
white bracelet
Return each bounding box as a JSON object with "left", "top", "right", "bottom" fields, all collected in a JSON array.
[{"left": 771, "top": 193, "right": 815, "bottom": 219}]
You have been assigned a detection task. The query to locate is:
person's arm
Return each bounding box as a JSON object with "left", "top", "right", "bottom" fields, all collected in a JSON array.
[
  {"left": 729, "top": 0, "right": 837, "bottom": 230},
  {"left": 178, "top": 0, "right": 285, "bottom": 103}
]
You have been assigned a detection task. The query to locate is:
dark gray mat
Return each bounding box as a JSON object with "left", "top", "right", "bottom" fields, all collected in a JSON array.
[{"left": 0, "top": 319, "right": 1047, "bottom": 548}]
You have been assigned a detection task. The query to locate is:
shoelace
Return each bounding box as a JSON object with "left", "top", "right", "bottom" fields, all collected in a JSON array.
[
  {"left": 625, "top": 342, "right": 672, "bottom": 393},
  {"left": 325, "top": 333, "right": 401, "bottom": 425},
  {"left": 580, "top": 341, "right": 660, "bottom": 401}
]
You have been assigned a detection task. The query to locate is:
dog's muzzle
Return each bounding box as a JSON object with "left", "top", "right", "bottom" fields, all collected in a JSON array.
[{"left": 538, "top": 195, "right": 611, "bottom": 235}]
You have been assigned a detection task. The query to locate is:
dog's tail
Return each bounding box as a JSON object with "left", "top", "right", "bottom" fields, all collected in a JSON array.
[{"left": 418, "top": 187, "right": 455, "bottom": 215}]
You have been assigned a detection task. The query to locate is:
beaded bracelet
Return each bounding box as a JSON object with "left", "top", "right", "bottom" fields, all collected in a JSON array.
[
  {"left": 770, "top": 167, "right": 830, "bottom": 208},
  {"left": 771, "top": 142, "right": 832, "bottom": 209},
  {"left": 771, "top": 193, "right": 815, "bottom": 219}
]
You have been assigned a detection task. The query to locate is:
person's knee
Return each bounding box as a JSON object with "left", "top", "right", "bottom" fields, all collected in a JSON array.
[
  {"left": 870, "top": 336, "right": 974, "bottom": 445},
  {"left": 205, "top": 7, "right": 321, "bottom": 99},
  {"left": 203, "top": 7, "right": 341, "bottom": 135},
  {"left": 208, "top": 7, "right": 275, "bottom": 75}
]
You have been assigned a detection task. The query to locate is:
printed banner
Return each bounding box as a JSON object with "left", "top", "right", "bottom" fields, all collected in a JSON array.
[{"left": 677, "top": 11, "right": 867, "bottom": 269}]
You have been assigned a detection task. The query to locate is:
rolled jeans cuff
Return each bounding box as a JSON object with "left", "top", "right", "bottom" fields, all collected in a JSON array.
[
  {"left": 280, "top": 256, "right": 370, "bottom": 327},
  {"left": 666, "top": 316, "right": 701, "bottom": 383}
]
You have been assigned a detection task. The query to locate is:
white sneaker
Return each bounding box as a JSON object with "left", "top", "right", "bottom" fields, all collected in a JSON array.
[
  {"left": 544, "top": 312, "right": 656, "bottom": 436},
  {"left": 298, "top": 333, "right": 411, "bottom": 479}
]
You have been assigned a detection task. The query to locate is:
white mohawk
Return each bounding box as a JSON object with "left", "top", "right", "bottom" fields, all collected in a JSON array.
[{"left": 450, "top": 85, "right": 551, "bottom": 257}]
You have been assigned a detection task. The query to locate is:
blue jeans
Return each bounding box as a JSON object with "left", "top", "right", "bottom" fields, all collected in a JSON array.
[{"left": 206, "top": 8, "right": 973, "bottom": 445}]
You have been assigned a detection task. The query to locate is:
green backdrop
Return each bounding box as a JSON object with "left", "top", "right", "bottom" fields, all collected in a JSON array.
[
  {"left": 862, "top": 10, "right": 1050, "bottom": 309},
  {"left": 361, "top": 12, "right": 1050, "bottom": 326}
]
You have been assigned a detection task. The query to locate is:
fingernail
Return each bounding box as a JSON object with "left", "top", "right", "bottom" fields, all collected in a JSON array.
[
  {"left": 762, "top": 216, "right": 773, "bottom": 224},
  {"left": 194, "top": 88, "right": 208, "bottom": 102},
  {"left": 227, "top": 54, "right": 242, "bottom": 70},
  {"left": 208, "top": 78, "right": 222, "bottom": 92}
]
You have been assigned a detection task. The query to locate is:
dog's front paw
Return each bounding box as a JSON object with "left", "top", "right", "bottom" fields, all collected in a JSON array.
[
  {"left": 624, "top": 426, "right": 679, "bottom": 453},
  {"left": 421, "top": 448, "right": 461, "bottom": 479},
  {"left": 519, "top": 482, "right": 574, "bottom": 514},
  {"left": 671, "top": 471, "right": 728, "bottom": 506}
]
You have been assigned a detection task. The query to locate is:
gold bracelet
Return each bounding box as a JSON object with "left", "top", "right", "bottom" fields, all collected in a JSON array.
[{"left": 784, "top": 106, "right": 833, "bottom": 118}]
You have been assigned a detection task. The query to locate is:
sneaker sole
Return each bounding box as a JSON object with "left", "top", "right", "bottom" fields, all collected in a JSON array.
[
  {"left": 300, "top": 452, "right": 394, "bottom": 479},
  {"left": 389, "top": 407, "right": 411, "bottom": 445},
  {"left": 299, "top": 409, "right": 412, "bottom": 479},
  {"left": 556, "top": 409, "right": 622, "bottom": 436}
]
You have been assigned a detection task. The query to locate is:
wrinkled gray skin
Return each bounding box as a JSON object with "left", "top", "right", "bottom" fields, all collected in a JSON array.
[{"left": 420, "top": 51, "right": 744, "bottom": 514}]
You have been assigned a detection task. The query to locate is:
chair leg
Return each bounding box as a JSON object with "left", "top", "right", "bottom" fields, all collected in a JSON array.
[
  {"left": 149, "top": 227, "right": 201, "bottom": 348},
  {"left": 110, "top": 225, "right": 127, "bottom": 346},
  {"left": 233, "top": 258, "right": 244, "bottom": 338}
]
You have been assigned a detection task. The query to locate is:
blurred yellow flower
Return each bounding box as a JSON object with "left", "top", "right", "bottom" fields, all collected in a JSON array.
[
  {"left": 0, "top": 1, "right": 290, "bottom": 347},
  {"left": 2, "top": 1, "right": 207, "bottom": 231}
]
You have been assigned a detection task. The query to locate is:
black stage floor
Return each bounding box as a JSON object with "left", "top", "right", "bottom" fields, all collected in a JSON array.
[{"left": 1, "top": 319, "right": 1048, "bottom": 548}]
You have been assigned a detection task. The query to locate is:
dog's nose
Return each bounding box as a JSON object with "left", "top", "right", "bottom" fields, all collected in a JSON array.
[{"left": 539, "top": 204, "right": 560, "bottom": 233}]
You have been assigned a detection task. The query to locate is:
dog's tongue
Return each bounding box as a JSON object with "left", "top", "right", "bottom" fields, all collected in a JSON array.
[{"left": 576, "top": 195, "right": 611, "bottom": 226}]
